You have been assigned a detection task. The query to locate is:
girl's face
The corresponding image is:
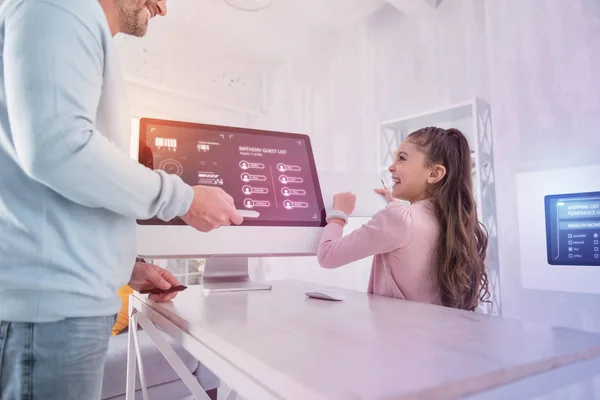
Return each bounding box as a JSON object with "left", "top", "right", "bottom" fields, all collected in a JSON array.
[{"left": 388, "top": 140, "right": 445, "bottom": 203}]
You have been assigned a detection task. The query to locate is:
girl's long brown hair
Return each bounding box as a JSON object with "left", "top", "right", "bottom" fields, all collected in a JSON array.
[{"left": 408, "top": 127, "right": 490, "bottom": 311}]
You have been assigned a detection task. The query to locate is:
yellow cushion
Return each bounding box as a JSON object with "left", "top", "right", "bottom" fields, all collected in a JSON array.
[{"left": 112, "top": 285, "right": 134, "bottom": 336}]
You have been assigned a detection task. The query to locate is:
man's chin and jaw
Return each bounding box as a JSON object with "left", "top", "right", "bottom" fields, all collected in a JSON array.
[
  {"left": 118, "top": 1, "right": 150, "bottom": 37},
  {"left": 104, "top": 0, "right": 166, "bottom": 37}
]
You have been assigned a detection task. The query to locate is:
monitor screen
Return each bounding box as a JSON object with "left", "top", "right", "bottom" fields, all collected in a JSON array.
[
  {"left": 138, "top": 118, "right": 326, "bottom": 227},
  {"left": 545, "top": 191, "right": 600, "bottom": 266}
]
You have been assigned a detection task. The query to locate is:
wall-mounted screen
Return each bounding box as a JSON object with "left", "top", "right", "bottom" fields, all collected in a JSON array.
[{"left": 545, "top": 191, "right": 600, "bottom": 266}]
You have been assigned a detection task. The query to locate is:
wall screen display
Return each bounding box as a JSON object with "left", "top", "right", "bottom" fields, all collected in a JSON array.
[
  {"left": 545, "top": 191, "right": 600, "bottom": 266},
  {"left": 138, "top": 118, "right": 326, "bottom": 227}
]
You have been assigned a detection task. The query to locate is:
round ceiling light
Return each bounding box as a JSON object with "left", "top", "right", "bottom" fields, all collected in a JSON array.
[{"left": 224, "top": 0, "right": 272, "bottom": 12}]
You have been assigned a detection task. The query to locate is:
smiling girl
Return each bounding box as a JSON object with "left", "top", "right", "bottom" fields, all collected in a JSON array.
[{"left": 317, "top": 127, "right": 489, "bottom": 311}]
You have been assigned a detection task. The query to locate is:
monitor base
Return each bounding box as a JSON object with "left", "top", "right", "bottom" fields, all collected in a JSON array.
[{"left": 202, "top": 257, "right": 272, "bottom": 294}]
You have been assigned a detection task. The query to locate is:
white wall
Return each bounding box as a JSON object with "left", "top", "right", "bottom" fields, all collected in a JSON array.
[
  {"left": 249, "top": 25, "right": 378, "bottom": 174},
  {"left": 486, "top": 0, "right": 600, "bottom": 334},
  {"left": 114, "top": 34, "right": 262, "bottom": 126},
  {"left": 372, "top": 2, "right": 489, "bottom": 121}
]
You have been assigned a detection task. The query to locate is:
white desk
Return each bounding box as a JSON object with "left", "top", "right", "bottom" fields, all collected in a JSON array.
[{"left": 126, "top": 280, "right": 600, "bottom": 400}]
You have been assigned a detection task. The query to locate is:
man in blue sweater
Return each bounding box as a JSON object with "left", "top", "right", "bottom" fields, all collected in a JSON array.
[{"left": 0, "top": 0, "right": 243, "bottom": 398}]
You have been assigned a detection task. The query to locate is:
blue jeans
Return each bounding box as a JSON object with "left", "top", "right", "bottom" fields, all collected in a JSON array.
[{"left": 0, "top": 316, "right": 115, "bottom": 400}]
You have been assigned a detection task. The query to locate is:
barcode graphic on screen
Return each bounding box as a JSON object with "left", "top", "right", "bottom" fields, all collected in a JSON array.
[{"left": 155, "top": 138, "right": 177, "bottom": 148}]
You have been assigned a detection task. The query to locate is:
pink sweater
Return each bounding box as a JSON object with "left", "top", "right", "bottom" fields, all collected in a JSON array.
[{"left": 317, "top": 199, "right": 442, "bottom": 305}]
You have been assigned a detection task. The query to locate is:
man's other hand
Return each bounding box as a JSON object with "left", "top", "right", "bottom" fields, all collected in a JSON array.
[
  {"left": 180, "top": 186, "right": 244, "bottom": 232},
  {"left": 129, "top": 262, "right": 181, "bottom": 302}
]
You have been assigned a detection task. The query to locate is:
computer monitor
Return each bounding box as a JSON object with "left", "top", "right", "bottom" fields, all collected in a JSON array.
[
  {"left": 136, "top": 118, "right": 327, "bottom": 292},
  {"left": 134, "top": 118, "right": 388, "bottom": 293}
]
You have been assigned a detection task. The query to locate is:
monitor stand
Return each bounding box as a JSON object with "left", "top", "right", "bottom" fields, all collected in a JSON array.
[{"left": 202, "top": 257, "right": 272, "bottom": 294}]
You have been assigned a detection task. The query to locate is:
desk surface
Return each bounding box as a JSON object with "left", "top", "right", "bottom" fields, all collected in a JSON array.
[{"left": 136, "top": 280, "right": 600, "bottom": 400}]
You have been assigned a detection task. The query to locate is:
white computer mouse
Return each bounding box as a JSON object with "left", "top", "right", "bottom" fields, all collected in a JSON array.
[{"left": 305, "top": 289, "right": 345, "bottom": 301}]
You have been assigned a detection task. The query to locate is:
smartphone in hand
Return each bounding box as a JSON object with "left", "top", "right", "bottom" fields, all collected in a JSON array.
[{"left": 139, "top": 285, "right": 188, "bottom": 295}]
